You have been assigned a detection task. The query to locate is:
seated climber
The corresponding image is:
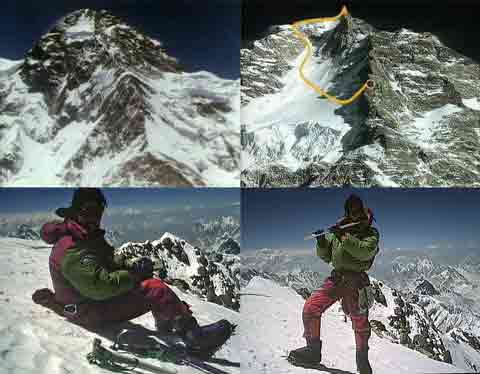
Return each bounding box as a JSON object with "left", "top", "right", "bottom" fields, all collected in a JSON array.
[{"left": 32, "top": 188, "right": 232, "bottom": 353}]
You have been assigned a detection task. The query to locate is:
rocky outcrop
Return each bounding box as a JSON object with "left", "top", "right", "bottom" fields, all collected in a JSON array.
[
  {"left": 118, "top": 233, "right": 240, "bottom": 311},
  {"left": 6, "top": 224, "right": 41, "bottom": 240},
  {"left": 241, "top": 25, "right": 303, "bottom": 106},
  {"left": 369, "top": 281, "right": 452, "bottom": 363},
  {"left": 415, "top": 279, "right": 440, "bottom": 296}
]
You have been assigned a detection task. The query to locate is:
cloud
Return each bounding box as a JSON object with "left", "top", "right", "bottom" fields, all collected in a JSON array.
[
  {"left": 162, "top": 216, "right": 180, "bottom": 224},
  {"left": 0, "top": 211, "right": 55, "bottom": 225}
]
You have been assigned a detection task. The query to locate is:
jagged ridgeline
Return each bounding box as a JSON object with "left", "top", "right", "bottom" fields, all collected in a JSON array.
[
  {"left": 0, "top": 9, "right": 239, "bottom": 186},
  {"left": 118, "top": 233, "right": 240, "bottom": 311},
  {"left": 241, "top": 12, "right": 480, "bottom": 187}
]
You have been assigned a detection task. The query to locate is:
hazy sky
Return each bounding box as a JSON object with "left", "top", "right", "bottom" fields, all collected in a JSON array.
[
  {"left": 1, "top": 0, "right": 240, "bottom": 79},
  {"left": 241, "top": 188, "right": 480, "bottom": 252}
]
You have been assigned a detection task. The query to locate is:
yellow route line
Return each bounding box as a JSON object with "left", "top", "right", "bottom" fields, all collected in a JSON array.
[{"left": 291, "top": 5, "right": 373, "bottom": 106}]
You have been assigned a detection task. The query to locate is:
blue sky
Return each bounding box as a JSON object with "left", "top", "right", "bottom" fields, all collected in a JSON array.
[
  {"left": 241, "top": 188, "right": 480, "bottom": 252},
  {"left": 0, "top": 188, "right": 240, "bottom": 214},
  {"left": 1, "top": 0, "right": 240, "bottom": 79}
]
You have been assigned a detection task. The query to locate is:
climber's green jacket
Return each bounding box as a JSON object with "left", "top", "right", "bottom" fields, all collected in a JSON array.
[{"left": 316, "top": 226, "right": 379, "bottom": 272}]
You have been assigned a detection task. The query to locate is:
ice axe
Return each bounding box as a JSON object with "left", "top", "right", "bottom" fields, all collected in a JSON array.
[
  {"left": 87, "top": 338, "right": 178, "bottom": 374},
  {"left": 304, "top": 221, "right": 362, "bottom": 240}
]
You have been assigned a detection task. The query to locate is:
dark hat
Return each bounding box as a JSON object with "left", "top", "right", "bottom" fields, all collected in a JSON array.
[
  {"left": 56, "top": 188, "right": 107, "bottom": 218},
  {"left": 344, "top": 194, "right": 365, "bottom": 217}
]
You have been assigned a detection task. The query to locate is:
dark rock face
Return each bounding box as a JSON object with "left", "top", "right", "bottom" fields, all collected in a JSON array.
[
  {"left": 241, "top": 13, "right": 480, "bottom": 187},
  {"left": 415, "top": 279, "right": 440, "bottom": 296},
  {"left": 369, "top": 280, "right": 451, "bottom": 363},
  {"left": 20, "top": 9, "right": 181, "bottom": 110},
  {"left": 371, "top": 281, "right": 387, "bottom": 306},
  {"left": 241, "top": 25, "right": 303, "bottom": 106},
  {"left": 106, "top": 153, "right": 206, "bottom": 187},
  {"left": 6, "top": 224, "right": 41, "bottom": 240},
  {"left": 218, "top": 237, "right": 240, "bottom": 255}
]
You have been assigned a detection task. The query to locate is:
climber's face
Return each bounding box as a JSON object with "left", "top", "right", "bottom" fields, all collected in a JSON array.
[
  {"left": 76, "top": 202, "right": 105, "bottom": 232},
  {"left": 345, "top": 199, "right": 365, "bottom": 221}
]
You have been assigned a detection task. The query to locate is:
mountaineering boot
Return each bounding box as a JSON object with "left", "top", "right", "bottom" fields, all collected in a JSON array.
[
  {"left": 31, "top": 288, "right": 65, "bottom": 316},
  {"left": 171, "top": 314, "right": 199, "bottom": 335},
  {"left": 288, "top": 339, "right": 322, "bottom": 365},
  {"left": 172, "top": 315, "right": 234, "bottom": 353},
  {"left": 356, "top": 349, "right": 372, "bottom": 374},
  {"left": 154, "top": 318, "right": 173, "bottom": 334}
]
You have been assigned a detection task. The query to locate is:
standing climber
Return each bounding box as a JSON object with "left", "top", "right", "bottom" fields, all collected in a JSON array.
[
  {"left": 288, "top": 194, "right": 379, "bottom": 374},
  {"left": 33, "top": 188, "right": 232, "bottom": 353}
]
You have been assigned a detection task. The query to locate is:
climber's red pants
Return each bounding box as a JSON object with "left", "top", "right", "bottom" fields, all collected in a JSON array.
[
  {"left": 303, "top": 277, "right": 370, "bottom": 352},
  {"left": 66, "top": 278, "right": 190, "bottom": 328}
]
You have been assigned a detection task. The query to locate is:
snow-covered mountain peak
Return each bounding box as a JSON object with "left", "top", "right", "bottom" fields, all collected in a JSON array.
[
  {"left": 1, "top": 9, "right": 239, "bottom": 187},
  {"left": 192, "top": 216, "right": 240, "bottom": 253},
  {"left": 22, "top": 8, "right": 180, "bottom": 104},
  {"left": 241, "top": 14, "right": 480, "bottom": 187},
  {"left": 393, "top": 257, "right": 435, "bottom": 276}
]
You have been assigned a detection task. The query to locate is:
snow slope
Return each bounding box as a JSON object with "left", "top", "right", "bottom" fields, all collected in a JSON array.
[
  {"left": 241, "top": 21, "right": 351, "bottom": 173},
  {"left": 0, "top": 237, "right": 240, "bottom": 374},
  {"left": 238, "top": 277, "right": 463, "bottom": 374}
]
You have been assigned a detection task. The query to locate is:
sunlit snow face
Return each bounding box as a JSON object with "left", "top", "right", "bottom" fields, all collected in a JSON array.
[{"left": 75, "top": 202, "right": 105, "bottom": 232}]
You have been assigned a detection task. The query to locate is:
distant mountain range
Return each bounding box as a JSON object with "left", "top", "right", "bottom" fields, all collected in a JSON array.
[{"left": 193, "top": 215, "right": 240, "bottom": 254}]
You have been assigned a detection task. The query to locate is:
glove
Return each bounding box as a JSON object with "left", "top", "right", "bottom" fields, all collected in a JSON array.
[
  {"left": 329, "top": 225, "right": 346, "bottom": 240},
  {"left": 155, "top": 260, "right": 168, "bottom": 280},
  {"left": 312, "top": 229, "right": 324, "bottom": 237},
  {"left": 129, "top": 257, "right": 154, "bottom": 282},
  {"left": 315, "top": 233, "right": 328, "bottom": 247},
  {"left": 113, "top": 253, "right": 127, "bottom": 269}
]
